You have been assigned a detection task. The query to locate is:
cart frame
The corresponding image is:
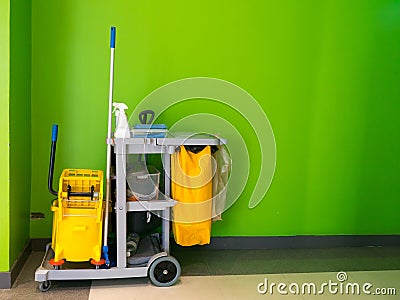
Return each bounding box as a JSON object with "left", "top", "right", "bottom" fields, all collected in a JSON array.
[{"left": 35, "top": 134, "right": 227, "bottom": 290}]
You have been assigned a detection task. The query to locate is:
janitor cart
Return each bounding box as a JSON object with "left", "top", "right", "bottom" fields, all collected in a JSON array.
[{"left": 35, "top": 131, "right": 227, "bottom": 291}]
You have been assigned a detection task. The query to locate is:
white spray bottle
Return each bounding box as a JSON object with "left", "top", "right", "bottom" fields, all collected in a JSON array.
[{"left": 113, "top": 102, "right": 130, "bottom": 138}]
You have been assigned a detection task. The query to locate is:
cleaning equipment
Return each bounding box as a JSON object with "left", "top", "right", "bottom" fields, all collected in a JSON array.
[
  {"left": 211, "top": 145, "right": 231, "bottom": 221},
  {"left": 131, "top": 110, "right": 168, "bottom": 138},
  {"left": 50, "top": 169, "right": 104, "bottom": 264},
  {"left": 171, "top": 145, "right": 213, "bottom": 246},
  {"left": 113, "top": 102, "right": 130, "bottom": 138},
  {"left": 35, "top": 27, "right": 228, "bottom": 291},
  {"left": 131, "top": 124, "right": 168, "bottom": 138},
  {"left": 48, "top": 125, "right": 105, "bottom": 267},
  {"left": 103, "top": 26, "right": 116, "bottom": 266},
  {"left": 126, "top": 232, "right": 140, "bottom": 257}
]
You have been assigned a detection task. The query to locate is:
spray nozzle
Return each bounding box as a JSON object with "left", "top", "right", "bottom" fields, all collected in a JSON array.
[{"left": 112, "top": 102, "right": 128, "bottom": 114}]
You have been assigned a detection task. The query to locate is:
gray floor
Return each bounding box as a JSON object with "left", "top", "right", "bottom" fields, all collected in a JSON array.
[
  {"left": 1, "top": 252, "right": 91, "bottom": 300},
  {"left": 1, "top": 246, "right": 400, "bottom": 299}
]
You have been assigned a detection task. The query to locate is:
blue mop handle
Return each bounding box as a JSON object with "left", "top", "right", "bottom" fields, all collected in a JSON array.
[
  {"left": 51, "top": 124, "right": 58, "bottom": 142},
  {"left": 110, "top": 26, "right": 116, "bottom": 49}
]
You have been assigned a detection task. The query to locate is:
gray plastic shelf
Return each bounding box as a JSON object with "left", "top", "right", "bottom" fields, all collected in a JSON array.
[
  {"left": 111, "top": 132, "right": 227, "bottom": 154},
  {"left": 127, "top": 199, "right": 176, "bottom": 212}
]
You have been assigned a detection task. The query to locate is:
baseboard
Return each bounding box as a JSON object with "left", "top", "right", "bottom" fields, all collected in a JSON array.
[
  {"left": 0, "top": 240, "right": 31, "bottom": 289},
  {"left": 31, "top": 238, "right": 51, "bottom": 252},
  {"left": 31, "top": 235, "right": 400, "bottom": 251},
  {"left": 0, "top": 272, "right": 11, "bottom": 289},
  {"left": 172, "top": 235, "right": 400, "bottom": 250}
]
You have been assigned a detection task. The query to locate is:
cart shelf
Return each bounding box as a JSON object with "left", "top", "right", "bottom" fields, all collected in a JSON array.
[{"left": 127, "top": 199, "right": 177, "bottom": 212}]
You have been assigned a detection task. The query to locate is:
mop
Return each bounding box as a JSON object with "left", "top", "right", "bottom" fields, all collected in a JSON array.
[{"left": 103, "top": 26, "right": 116, "bottom": 266}]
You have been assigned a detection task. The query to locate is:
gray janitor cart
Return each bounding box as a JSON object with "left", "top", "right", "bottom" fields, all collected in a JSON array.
[{"left": 35, "top": 133, "right": 227, "bottom": 291}]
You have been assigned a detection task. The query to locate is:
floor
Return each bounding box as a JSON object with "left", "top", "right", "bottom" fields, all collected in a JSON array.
[{"left": 1, "top": 246, "right": 400, "bottom": 300}]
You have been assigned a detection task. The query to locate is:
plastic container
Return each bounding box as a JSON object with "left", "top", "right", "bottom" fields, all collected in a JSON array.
[
  {"left": 126, "top": 232, "right": 140, "bottom": 257},
  {"left": 127, "top": 211, "right": 161, "bottom": 235},
  {"left": 126, "top": 166, "right": 160, "bottom": 201},
  {"left": 51, "top": 169, "right": 104, "bottom": 262}
]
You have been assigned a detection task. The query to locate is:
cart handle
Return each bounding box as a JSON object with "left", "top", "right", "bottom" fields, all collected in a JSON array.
[{"left": 48, "top": 124, "right": 59, "bottom": 196}]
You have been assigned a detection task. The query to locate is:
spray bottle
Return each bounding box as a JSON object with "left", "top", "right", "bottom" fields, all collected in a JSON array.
[{"left": 113, "top": 102, "right": 130, "bottom": 138}]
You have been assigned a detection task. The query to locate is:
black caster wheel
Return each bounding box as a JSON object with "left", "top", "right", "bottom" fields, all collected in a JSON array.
[
  {"left": 38, "top": 280, "right": 51, "bottom": 292},
  {"left": 149, "top": 256, "right": 181, "bottom": 287}
]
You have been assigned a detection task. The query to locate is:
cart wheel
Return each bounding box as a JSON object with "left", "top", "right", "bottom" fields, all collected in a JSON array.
[
  {"left": 149, "top": 256, "right": 181, "bottom": 287},
  {"left": 38, "top": 280, "right": 51, "bottom": 292}
]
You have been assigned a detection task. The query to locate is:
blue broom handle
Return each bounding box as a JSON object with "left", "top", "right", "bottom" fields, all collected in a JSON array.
[
  {"left": 52, "top": 124, "right": 58, "bottom": 142},
  {"left": 110, "top": 26, "right": 116, "bottom": 49}
]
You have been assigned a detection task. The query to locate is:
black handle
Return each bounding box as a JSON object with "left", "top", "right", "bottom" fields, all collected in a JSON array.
[
  {"left": 48, "top": 124, "right": 59, "bottom": 196},
  {"left": 67, "top": 185, "right": 96, "bottom": 200},
  {"left": 138, "top": 110, "right": 155, "bottom": 124}
]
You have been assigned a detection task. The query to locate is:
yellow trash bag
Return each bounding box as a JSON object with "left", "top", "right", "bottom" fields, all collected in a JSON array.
[{"left": 172, "top": 145, "right": 213, "bottom": 246}]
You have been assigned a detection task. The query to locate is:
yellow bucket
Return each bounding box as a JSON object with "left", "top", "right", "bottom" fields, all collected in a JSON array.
[{"left": 51, "top": 169, "right": 104, "bottom": 262}]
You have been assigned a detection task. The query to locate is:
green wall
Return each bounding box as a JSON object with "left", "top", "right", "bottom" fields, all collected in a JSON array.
[
  {"left": 31, "top": 0, "right": 400, "bottom": 238},
  {"left": 0, "top": 0, "right": 10, "bottom": 272},
  {"left": 0, "top": 0, "right": 31, "bottom": 272},
  {"left": 9, "top": 0, "right": 31, "bottom": 268}
]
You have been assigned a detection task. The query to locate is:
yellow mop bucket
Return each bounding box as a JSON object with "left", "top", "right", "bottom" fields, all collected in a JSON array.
[{"left": 51, "top": 169, "right": 104, "bottom": 263}]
